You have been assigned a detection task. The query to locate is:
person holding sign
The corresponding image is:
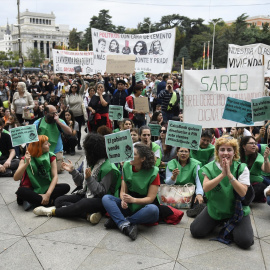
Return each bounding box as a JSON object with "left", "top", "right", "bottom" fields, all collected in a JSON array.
[
  {"left": 125, "top": 84, "right": 146, "bottom": 128},
  {"left": 190, "top": 136, "right": 254, "bottom": 249},
  {"left": 240, "top": 136, "right": 270, "bottom": 202},
  {"left": 165, "top": 147, "right": 204, "bottom": 206},
  {"left": 33, "top": 133, "right": 121, "bottom": 225},
  {"left": 102, "top": 143, "right": 160, "bottom": 240},
  {"left": 88, "top": 82, "right": 111, "bottom": 132},
  {"left": 14, "top": 135, "right": 70, "bottom": 210},
  {"left": 190, "top": 129, "right": 215, "bottom": 166}
]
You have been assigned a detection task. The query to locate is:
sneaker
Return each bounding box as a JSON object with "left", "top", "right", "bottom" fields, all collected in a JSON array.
[
  {"left": 33, "top": 206, "right": 56, "bottom": 217},
  {"left": 89, "top": 212, "right": 102, "bottom": 224},
  {"left": 123, "top": 224, "right": 138, "bottom": 241},
  {"left": 23, "top": 201, "right": 33, "bottom": 211},
  {"left": 264, "top": 185, "right": 270, "bottom": 197},
  {"left": 186, "top": 203, "right": 206, "bottom": 218},
  {"left": 104, "top": 217, "right": 117, "bottom": 229}
]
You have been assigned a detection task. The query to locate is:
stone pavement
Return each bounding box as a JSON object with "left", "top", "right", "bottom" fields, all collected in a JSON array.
[{"left": 0, "top": 149, "right": 270, "bottom": 269}]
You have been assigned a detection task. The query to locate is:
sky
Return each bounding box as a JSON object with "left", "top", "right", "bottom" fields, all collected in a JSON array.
[{"left": 0, "top": 0, "right": 270, "bottom": 32}]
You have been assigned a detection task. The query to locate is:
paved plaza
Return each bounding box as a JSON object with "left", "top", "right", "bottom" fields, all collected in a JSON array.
[{"left": 0, "top": 144, "right": 270, "bottom": 269}]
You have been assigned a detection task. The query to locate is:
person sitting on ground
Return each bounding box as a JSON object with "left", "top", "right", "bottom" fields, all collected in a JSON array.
[
  {"left": 240, "top": 136, "right": 270, "bottom": 202},
  {"left": 14, "top": 135, "right": 70, "bottom": 210},
  {"left": 102, "top": 143, "right": 160, "bottom": 240},
  {"left": 34, "top": 105, "right": 72, "bottom": 173},
  {"left": 190, "top": 129, "right": 215, "bottom": 166},
  {"left": 138, "top": 125, "right": 162, "bottom": 167},
  {"left": 190, "top": 136, "right": 254, "bottom": 249},
  {"left": 62, "top": 110, "right": 78, "bottom": 156},
  {"left": 33, "top": 133, "right": 121, "bottom": 225},
  {"left": 130, "top": 128, "right": 139, "bottom": 144},
  {"left": 0, "top": 119, "right": 19, "bottom": 177}
]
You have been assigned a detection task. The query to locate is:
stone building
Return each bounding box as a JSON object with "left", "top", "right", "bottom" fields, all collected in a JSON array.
[{"left": 11, "top": 9, "right": 69, "bottom": 59}]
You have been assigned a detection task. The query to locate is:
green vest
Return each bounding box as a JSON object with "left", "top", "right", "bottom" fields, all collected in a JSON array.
[
  {"left": 2, "top": 129, "right": 9, "bottom": 135},
  {"left": 167, "top": 158, "right": 201, "bottom": 185},
  {"left": 199, "top": 161, "right": 250, "bottom": 220},
  {"left": 37, "top": 118, "right": 60, "bottom": 152},
  {"left": 123, "top": 161, "right": 159, "bottom": 213},
  {"left": 98, "top": 159, "right": 121, "bottom": 197},
  {"left": 190, "top": 144, "right": 215, "bottom": 166},
  {"left": 246, "top": 153, "right": 264, "bottom": 183},
  {"left": 26, "top": 152, "right": 55, "bottom": 194},
  {"left": 260, "top": 144, "right": 270, "bottom": 177},
  {"left": 113, "top": 128, "right": 120, "bottom": 133},
  {"left": 152, "top": 142, "right": 162, "bottom": 167},
  {"left": 167, "top": 92, "right": 177, "bottom": 111}
]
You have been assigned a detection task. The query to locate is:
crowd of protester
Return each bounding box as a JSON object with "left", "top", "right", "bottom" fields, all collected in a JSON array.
[{"left": 0, "top": 69, "right": 270, "bottom": 247}]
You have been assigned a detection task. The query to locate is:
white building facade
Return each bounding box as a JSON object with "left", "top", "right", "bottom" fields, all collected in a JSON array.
[{"left": 11, "top": 9, "right": 69, "bottom": 59}]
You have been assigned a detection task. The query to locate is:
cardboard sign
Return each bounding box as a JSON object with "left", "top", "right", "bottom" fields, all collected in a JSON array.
[
  {"left": 135, "top": 71, "right": 146, "bottom": 82},
  {"left": 222, "top": 97, "right": 253, "bottom": 125},
  {"left": 149, "top": 124, "right": 161, "bottom": 136},
  {"left": 109, "top": 105, "right": 123, "bottom": 121},
  {"left": 106, "top": 55, "right": 135, "bottom": 73},
  {"left": 165, "top": 121, "right": 202, "bottom": 150},
  {"left": 251, "top": 96, "right": 270, "bottom": 122},
  {"left": 134, "top": 97, "right": 149, "bottom": 113},
  {"left": 10, "top": 125, "right": 39, "bottom": 147},
  {"left": 105, "top": 130, "right": 134, "bottom": 163}
]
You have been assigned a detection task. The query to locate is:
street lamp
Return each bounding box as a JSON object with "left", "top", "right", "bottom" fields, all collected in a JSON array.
[
  {"left": 16, "top": 0, "right": 23, "bottom": 74},
  {"left": 211, "top": 19, "right": 221, "bottom": 69},
  {"left": 139, "top": 22, "right": 151, "bottom": 33}
]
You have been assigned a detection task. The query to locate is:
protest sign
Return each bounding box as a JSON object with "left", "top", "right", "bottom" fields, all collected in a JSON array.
[
  {"left": 109, "top": 105, "right": 123, "bottom": 121},
  {"left": 52, "top": 49, "right": 95, "bottom": 74},
  {"left": 10, "top": 125, "right": 38, "bottom": 147},
  {"left": 149, "top": 124, "right": 161, "bottom": 136},
  {"left": 227, "top": 43, "right": 270, "bottom": 77},
  {"left": 134, "top": 97, "right": 149, "bottom": 113},
  {"left": 105, "top": 130, "right": 134, "bottom": 163},
  {"left": 183, "top": 66, "right": 264, "bottom": 128},
  {"left": 222, "top": 97, "right": 253, "bottom": 125},
  {"left": 251, "top": 96, "right": 270, "bottom": 122},
  {"left": 91, "top": 28, "right": 176, "bottom": 74},
  {"left": 106, "top": 55, "right": 135, "bottom": 73},
  {"left": 135, "top": 71, "right": 146, "bottom": 82},
  {"left": 165, "top": 121, "right": 202, "bottom": 150}
]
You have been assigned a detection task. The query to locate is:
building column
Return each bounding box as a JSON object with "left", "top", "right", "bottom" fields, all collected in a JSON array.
[
  {"left": 37, "top": 40, "right": 40, "bottom": 51},
  {"left": 43, "top": 40, "right": 47, "bottom": 57}
]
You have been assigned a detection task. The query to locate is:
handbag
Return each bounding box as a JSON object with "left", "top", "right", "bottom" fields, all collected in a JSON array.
[
  {"left": 81, "top": 103, "right": 88, "bottom": 121},
  {"left": 236, "top": 164, "right": 255, "bottom": 206},
  {"left": 22, "top": 108, "right": 34, "bottom": 120},
  {"left": 158, "top": 183, "right": 195, "bottom": 209}
]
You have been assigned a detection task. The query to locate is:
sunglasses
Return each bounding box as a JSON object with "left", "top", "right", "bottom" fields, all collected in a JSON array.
[{"left": 160, "top": 130, "right": 167, "bottom": 134}]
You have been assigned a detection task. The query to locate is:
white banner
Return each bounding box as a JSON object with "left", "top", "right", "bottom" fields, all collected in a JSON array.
[
  {"left": 227, "top": 43, "right": 270, "bottom": 77},
  {"left": 183, "top": 67, "right": 264, "bottom": 128},
  {"left": 52, "top": 49, "right": 95, "bottom": 74},
  {"left": 91, "top": 28, "right": 176, "bottom": 74}
]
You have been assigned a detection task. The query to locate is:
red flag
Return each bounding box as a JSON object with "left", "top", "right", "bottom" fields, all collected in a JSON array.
[{"left": 203, "top": 43, "right": 205, "bottom": 59}]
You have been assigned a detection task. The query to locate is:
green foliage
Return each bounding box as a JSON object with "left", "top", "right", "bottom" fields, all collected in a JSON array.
[
  {"left": 26, "top": 48, "right": 45, "bottom": 67},
  {"left": 24, "top": 60, "right": 33, "bottom": 67},
  {"left": 69, "top": 28, "right": 82, "bottom": 49}
]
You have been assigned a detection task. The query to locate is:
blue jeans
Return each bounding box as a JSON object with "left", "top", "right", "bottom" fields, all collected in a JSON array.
[
  {"left": 102, "top": 195, "right": 159, "bottom": 227},
  {"left": 263, "top": 175, "right": 270, "bottom": 186}
]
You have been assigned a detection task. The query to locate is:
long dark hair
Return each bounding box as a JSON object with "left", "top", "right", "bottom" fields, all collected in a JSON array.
[
  {"left": 134, "top": 143, "right": 155, "bottom": 170},
  {"left": 151, "top": 111, "right": 162, "bottom": 122},
  {"left": 69, "top": 83, "right": 79, "bottom": 95},
  {"left": 239, "top": 136, "right": 258, "bottom": 169},
  {"left": 64, "top": 109, "right": 75, "bottom": 129},
  {"left": 83, "top": 133, "right": 108, "bottom": 166}
]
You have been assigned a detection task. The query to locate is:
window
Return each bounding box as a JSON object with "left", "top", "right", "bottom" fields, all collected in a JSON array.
[
  {"left": 49, "top": 20, "right": 51, "bottom": 25},
  {"left": 46, "top": 20, "right": 48, "bottom": 25},
  {"left": 30, "top": 18, "right": 32, "bottom": 23},
  {"left": 43, "top": 19, "right": 45, "bottom": 24}
]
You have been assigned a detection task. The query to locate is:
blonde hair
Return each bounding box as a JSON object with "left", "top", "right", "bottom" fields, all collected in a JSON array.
[
  {"left": 17, "top": 82, "right": 26, "bottom": 92},
  {"left": 214, "top": 135, "right": 239, "bottom": 162}
]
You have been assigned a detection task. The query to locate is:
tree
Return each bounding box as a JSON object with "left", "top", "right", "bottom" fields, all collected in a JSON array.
[
  {"left": 27, "top": 48, "right": 45, "bottom": 67},
  {"left": 69, "top": 28, "right": 82, "bottom": 49}
]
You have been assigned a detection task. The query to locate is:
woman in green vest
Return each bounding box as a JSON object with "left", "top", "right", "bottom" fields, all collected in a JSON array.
[
  {"left": 240, "top": 136, "right": 270, "bottom": 202},
  {"left": 190, "top": 136, "right": 254, "bottom": 249},
  {"left": 14, "top": 135, "right": 70, "bottom": 210},
  {"left": 33, "top": 133, "right": 121, "bottom": 225},
  {"left": 102, "top": 143, "right": 160, "bottom": 241},
  {"left": 165, "top": 147, "right": 204, "bottom": 204}
]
